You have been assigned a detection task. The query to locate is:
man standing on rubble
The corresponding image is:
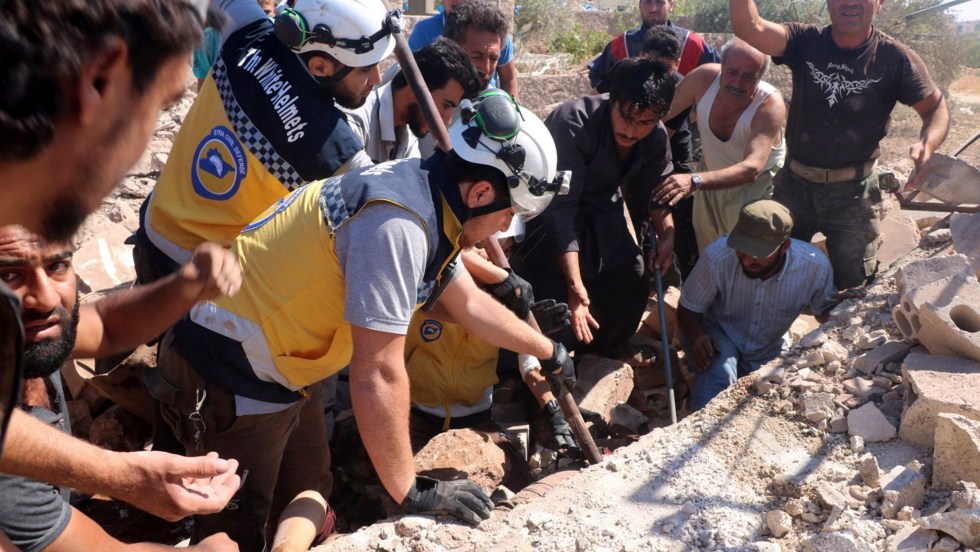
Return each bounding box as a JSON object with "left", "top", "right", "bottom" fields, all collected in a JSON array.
[
  {"left": 152, "top": 93, "right": 576, "bottom": 550},
  {"left": 0, "top": 0, "right": 242, "bottom": 527},
  {"left": 137, "top": 0, "right": 397, "bottom": 279},
  {"left": 589, "top": 0, "right": 718, "bottom": 92},
  {"left": 677, "top": 200, "right": 838, "bottom": 410},
  {"left": 653, "top": 39, "right": 786, "bottom": 252},
  {"left": 729, "top": 0, "right": 950, "bottom": 289},
  {"left": 0, "top": 225, "right": 241, "bottom": 552},
  {"left": 512, "top": 58, "right": 676, "bottom": 358}
]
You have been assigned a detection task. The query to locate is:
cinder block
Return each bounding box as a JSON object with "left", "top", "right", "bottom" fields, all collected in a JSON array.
[
  {"left": 933, "top": 413, "right": 980, "bottom": 490},
  {"left": 918, "top": 300, "right": 980, "bottom": 362},
  {"left": 894, "top": 254, "right": 972, "bottom": 297},
  {"left": 894, "top": 272, "right": 980, "bottom": 341},
  {"left": 899, "top": 353, "right": 980, "bottom": 447}
]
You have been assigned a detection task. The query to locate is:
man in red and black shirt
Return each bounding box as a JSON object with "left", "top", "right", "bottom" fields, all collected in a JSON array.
[{"left": 589, "top": 0, "right": 718, "bottom": 93}]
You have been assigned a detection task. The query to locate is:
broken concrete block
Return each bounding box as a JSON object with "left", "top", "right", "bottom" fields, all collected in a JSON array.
[
  {"left": 842, "top": 377, "right": 881, "bottom": 401},
  {"left": 918, "top": 299, "right": 980, "bottom": 362},
  {"left": 830, "top": 416, "right": 848, "bottom": 433},
  {"left": 933, "top": 413, "right": 980, "bottom": 490},
  {"left": 952, "top": 481, "right": 980, "bottom": 510},
  {"left": 916, "top": 508, "right": 980, "bottom": 547},
  {"left": 798, "top": 351, "right": 827, "bottom": 368},
  {"left": 925, "top": 227, "right": 952, "bottom": 245},
  {"left": 881, "top": 466, "right": 926, "bottom": 519},
  {"left": 637, "top": 287, "right": 680, "bottom": 339},
  {"left": 815, "top": 481, "right": 858, "bottom": 510},
  {"left": 848, "top": 402, "right": 897, "bottom": 442},
  {"left": 767, "top": 510, "right": 792, "bottom": 538},
  {"left": 73, "top": 223, "right": 136, "bottom": 293},
  {"left": 799, "top": 392, "right": 836, "bottom": 423},
  {"left": 916, "top": 153, "right": 980, "bottom": 203},
  {"left": 609, "top": 403, "right": 648, "bottom": 435},
  {"left": 573, "top": 355, "right": 634, "bottom": 424},
  {"left": 931, "top": 535, "right": 960, "bottom": 552},
  {"left": 820, "top": 341, "right": 849, "bottom": 364},
  {"left": 799, "top": 330, "right": 828, "bottom": 349},
  {"left": 415, "top": 429, "right": 504, "bottom": 492},
  {"left": 856, "top": 331, "right": 889, "bottom": 350},
  {"left": 900, "top": 353, "right": 980, "bottom": 448},
  {"left": 951, "top": 211, "right": 980, "bottom": 277},
  {"left": 852, "top": 341, "right": 912, "bottom": 375},
  {"left": 886, "top": 526, "right": 938, "bottom": 552},
  {"left": 894, "top": 272, "right": 980, "bottom": 341},
  {"left": 801, "top": 531, "right": 875, "bottom": 552},
  {"left": 859, "top": 454, "right": 882, "bottom": 488},
  {"left": 790, "top": 315, "right": 821, "bottom": 344},
  {"left": 878, "top": 215, "right": 922, "bottom": 269},
  {"left": 894, "top": 254, "right": 974, "bottom": 297}
]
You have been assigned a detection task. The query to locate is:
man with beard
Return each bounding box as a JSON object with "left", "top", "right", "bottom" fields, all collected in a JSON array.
[
  {"left": 589, "top": 0, "right": 717, "bottom": 92},
  {"left": 0, "top": 225, "right": 241, "bottom": 551},
  {"left": 342, "top": 38, "right": 480, "bottom": 164},
  {"left": 0, "top": 0, "right": 242, "bottom": 528},
  {"left": 444, "top": 0, "right": 511, "bottom": 94},
  {"left": 653, "top": 39, "right": 786, "bottom": 252},
  {"left": 677, "top": 200, "right": 839, "bottom": 411},
  {"left": 136, "top": 0, "right": 397, "bottom": 281}
]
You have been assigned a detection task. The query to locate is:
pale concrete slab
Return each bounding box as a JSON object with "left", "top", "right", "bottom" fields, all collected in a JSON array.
[
  {"left": 951, "top": 211, "right": 980, "bottom": 277},
  {"left": 878, "top": 215, "right": 921, "bottom": 270},
  {"left": 852, "top": 341, "right": 912, "bottom": 375},
  {"left": 916, "top": 508, "right": 980, "bottom": 547},
  {"left": 899, "top": 353, "right": 980, "bottom": 447},
  {"left": 894, "top": 254, "right": 973, "bottom": 296},
  {"left": 573, "top": 355, "right": 634, "bottom": 424},
  {"left": 933, "top": 413, "right": 980, "bottom": 490},
  {"left": 914, "top": 153, "right": 980, "bottom": 205},
  {"left": 848, "top": 402, "right": 897, "bottom": 442}
]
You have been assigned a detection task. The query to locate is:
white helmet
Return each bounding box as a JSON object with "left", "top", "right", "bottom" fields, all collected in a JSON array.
[
  {"left": 449, "top": 90, "right": 570, "bottom": 221},
  {"left": 274, "top": 0, "right": 398, "bottom": 67}
]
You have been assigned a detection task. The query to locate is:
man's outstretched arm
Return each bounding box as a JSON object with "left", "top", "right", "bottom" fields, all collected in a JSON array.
[
  {"left": 908, "top": 90, "right": 950, "bottom": 178},
  {"left": 729, "top": 0, "right": 789, "bottom": 56},
  {"left": 0, "top": 411, "right": 240, "bottom": 521}
]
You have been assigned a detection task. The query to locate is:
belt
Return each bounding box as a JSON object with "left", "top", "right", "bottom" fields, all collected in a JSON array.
[{"left": 789, "top": 159, "right": 876, "bottom": 184}]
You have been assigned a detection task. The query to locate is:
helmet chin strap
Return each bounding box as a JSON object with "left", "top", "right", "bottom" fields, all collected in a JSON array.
[
  {"left": 318, "top": 64, "right": 354, "bottom": 87},
  {"left": 468, "top": 199, "right": 511, "bottom": 218}
]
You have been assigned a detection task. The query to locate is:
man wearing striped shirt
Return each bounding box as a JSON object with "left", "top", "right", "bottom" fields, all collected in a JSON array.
[{"left": 678, "top": 200, "right": 838, "bottom": 410}]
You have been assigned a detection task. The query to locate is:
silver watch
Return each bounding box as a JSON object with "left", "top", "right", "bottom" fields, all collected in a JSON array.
[{"left": 691, "top": 173, "right": 704, "bottom": 193}]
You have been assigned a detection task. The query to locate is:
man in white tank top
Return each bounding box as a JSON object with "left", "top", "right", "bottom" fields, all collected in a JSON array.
[{"left": 653, "top": 39, "right": 787, "bottom": 252}]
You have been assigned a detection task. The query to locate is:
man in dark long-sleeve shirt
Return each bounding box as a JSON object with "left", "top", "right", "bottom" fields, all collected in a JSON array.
[{"left": 512, "top": 58, "right": 676, "bottom": 357}]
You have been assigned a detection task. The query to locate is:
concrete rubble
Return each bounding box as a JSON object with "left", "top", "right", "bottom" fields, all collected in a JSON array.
[
  {"left": 933, "top": 413, "right": 980, "bottom": 490},
  {"left": 899, "top": 353, "right": 980, "bottom": 447},
  {"left": 848, "top": 402, "right": 897, "bottom": 442},
  {"left": 950, "top": 211, "right": 980, "bottom": 275},
  {"left": 916, "top": 508, "right": 980, "bottom": 547},
  {"left": 572, "top": 355, "right": 634, "bottom": 424},
  {"left": 414, "top": 429, "right": 506, "bottom": 492}
]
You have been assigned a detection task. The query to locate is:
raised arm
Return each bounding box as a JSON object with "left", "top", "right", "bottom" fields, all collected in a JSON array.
[
  {"left": 729, "top": 0, "right": 789, "bottom": 57},
  {"left": 73, "top": 242, "right": 240, "bottom": 359},
  {"left": 664, "top": 65, "right": 714, "bottom": 122}
]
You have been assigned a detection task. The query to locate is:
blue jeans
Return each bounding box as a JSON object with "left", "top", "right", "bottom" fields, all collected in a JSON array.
[{"left": 686, "top": 321, "right": 773, "bottom": 411}]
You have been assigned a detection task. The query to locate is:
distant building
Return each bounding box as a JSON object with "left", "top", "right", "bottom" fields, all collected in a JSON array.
[{"left": 956, "top": 20, "right": 980, "bottom": 34}]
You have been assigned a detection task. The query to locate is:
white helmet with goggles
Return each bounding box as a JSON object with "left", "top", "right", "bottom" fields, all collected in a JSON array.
[
  {"left": 274, "top": 0, "right": 398, "bottom": 67},
  {"left": 448, "top": 90, "right": 570, "bottom": 222}
]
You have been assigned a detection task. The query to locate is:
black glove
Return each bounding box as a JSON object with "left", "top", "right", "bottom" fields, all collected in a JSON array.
[
  {"left": 543, "top": 399, "right": 580, "bottom": 457},
  {"left": 483, "top": 269, "right": 534, "bottom": 320},
  {"left": 401, "top": 475, "right": 493, "bottom": 525},
  {"left": 530, "top": 299, "right": 571, "bottom": 336},
  {"left": 539, "top": 340, "right": 576, "bottom": 396}
]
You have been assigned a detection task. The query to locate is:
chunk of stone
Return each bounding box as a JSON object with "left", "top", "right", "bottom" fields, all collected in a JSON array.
[
  {"left": 886, "top": 526, "right": 938, "bottom": 552},
  {"left": 859, "top": 454, "right": 882, "bottom": 488},
  {"left": 609, "top": 403, "right": 649, "bottom": 435},
  {"left": 952, "top": 481, "right": 980, "bottom": 510},
  {"left": 900, "top": 353, "right": 980, "bottom": 447},
  {"left": 931, "top": 535, "right": 960, "bottom": 552},
  {"left": 816, "top": 482, "right": 858, "bottom": 511},
  {"left": 394, "top": 516, "right": 436, "bottom": 538},
  {"left": 933, "top": 413, "right": 980, "bottom": 490},
  {"left": 572, "top": 355, "right": 634, "bottom": 424},
  {"left": 918, "top": 300, "right": 980, "bottom": 362},
  {"left": 879, "top": 215, "right": 922, "bottom": 269},
  {"left": 784, "top": 499, "right": 806, "bottom": 517},
  {"left": 843, "top": 377, "right": 882, "bottom": 401},
  {"left": 848, "top": 402, "right": 897, "bottom": 442},
  {"left": 850, "top": 436, "right": 865, "bottom": 453},
  {"left": 800, "top": 330, "right": 828, "bottom": 349},
  {"left": 895, "top": 254, "right": 974, "bottom": 297},
  {"left": 767, "top": 510, "right": 792, "bottom": 538},
  {"left": 915, "top": 153, "right": 980, "bottom": 205},
  {"left": 799, "top": 392, "right": 836, "bottom": 423},
  {"left": 916, "top": 508, "right": 980, "bottom": 547},
  {"left": 415, "top": 429, "right": 505, "bottom": 492},
  {"left": 820, "top": 341, "right": 849, "bottom": 364},
  {"left": 637, "top": 286, "right": 680, "bottom": 339},
  {"left": 881, "top": 466, "right": 926, "bottom": 519},
  {"left": 798, "top": 351, "right": 827, "bottom": 368},
  {"left": 801, "top": 531, "right": 875, "bottom": 552},
  {"left": 951, "top": 211, "right": 980, "bottom": 276},
  {"left": 830, "top": 416, "right": 848, "bottom": 434},
  {"left": 852, "top": 341, "right": 912, "bottom": 375}
]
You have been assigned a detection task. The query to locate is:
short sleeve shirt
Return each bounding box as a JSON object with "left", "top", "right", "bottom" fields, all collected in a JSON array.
[
  {"left": 407, "top": 12, "right": 514, "bottom": 88},
  {"left": 680, "top": 238, "right": 837, "bottom": 361},
  {"left": 775, "top": 24, "right": 936, "bottom": 168}
]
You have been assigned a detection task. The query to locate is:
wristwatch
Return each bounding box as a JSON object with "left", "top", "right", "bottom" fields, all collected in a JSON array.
[{"left": 691, "top": 173, "right": 704, "bottom": 193}]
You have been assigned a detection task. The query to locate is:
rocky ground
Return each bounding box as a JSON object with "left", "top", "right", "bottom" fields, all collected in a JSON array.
[{"left": 68, "top": 63, "right": 980, "bottom": 551}]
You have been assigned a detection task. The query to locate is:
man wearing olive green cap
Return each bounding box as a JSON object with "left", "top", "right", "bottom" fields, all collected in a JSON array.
[{"left": 677, "top": 199, "right": 838, "bottom": 410}]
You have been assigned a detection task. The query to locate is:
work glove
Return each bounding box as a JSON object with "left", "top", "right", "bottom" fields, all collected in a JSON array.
[
  {"left": 539, "top": 340, "right": 576, "bottom": 396},
  {"left": 482, "top": 269, "right": 534, "bottom": 320},
  {"left": 401, "top": 475, "right": 493, "bottom": 525},
  {"left": 530, "top": 298, "right": 571, "bottom": 336},
  {"left": 543, "top": 399, "right": 580, "bottom": 458}
]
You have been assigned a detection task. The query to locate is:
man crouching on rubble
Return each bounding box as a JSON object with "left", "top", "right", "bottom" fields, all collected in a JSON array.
[
  {"left": 677, "top": 200, "right": 850, "bottom": 411},
  {"left": 0, "top": 225, "right": 241, "bottom": 551},
  {"left": 150, "top": 91, "right": 575, "bottom": 550}
]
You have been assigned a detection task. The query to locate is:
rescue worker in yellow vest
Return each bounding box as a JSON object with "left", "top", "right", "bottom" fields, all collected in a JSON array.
[{"left": 148, "top": 91, "right": 574, "bottom": 550}]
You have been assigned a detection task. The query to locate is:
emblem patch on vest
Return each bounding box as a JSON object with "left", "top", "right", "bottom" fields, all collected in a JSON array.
[
  {"left": 192, "top": 125, "right": 248, "bottom": 200},
  {"left": 420, "top": 319, "right": 443, "bottom": 343}
]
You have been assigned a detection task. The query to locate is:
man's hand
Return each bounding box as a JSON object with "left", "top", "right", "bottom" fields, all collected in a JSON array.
[
  {"left": 689, "top": 334, "right": 719, "bottom": 372},
  {"left": 177, "top": 242, "right": 242, "bottom": 303},
  {"left": 909, "top": 139, "right": 933, "bottom": 170},
  {"left": 191, "top": 532, "right": 239, "bottom": 551},
  {"left": 543, "top": 399, "right": 580, "bottom": 457},
  {"left": 645, "top": 234, "right": 675, "bottom": 276},
  {"left": 122, "top": 451, "right": 241, "bottom": 521},
  {"left": 530, "top": 299, "right": 571, "bottom": 336},
  {"left": 568, "top": 285, "right": 598, "bottom": 344},
  {"left": 539, "top": 339, "right": 576, "bottom": 395},
  {"left": 653, "top": 174, "right": 695, "bottom": 207},
  {"left": 401, "top": 475, "right": 493, "bottom": 525},
  {"left": 482, "top": 269, "right": 534, "bottom": 320}
]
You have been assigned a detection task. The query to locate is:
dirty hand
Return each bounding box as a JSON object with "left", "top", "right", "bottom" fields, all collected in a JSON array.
[
  {"left": 690, "top": 334, "right": 719, "bottom": 372},
  {"left": 530, "top": 299, "right": 571, "bottom": 336},
  {"left": 401, "top": 475, "right": 493, "bottom": 525},
  {"left": 908, "top": 140, "right": 933, "bottom": 170},
  {"left": 191, "top": 532, "right": 239, "bottom": 551},
  {"left": 645, "top": 234, "right": 675, "bottom": 276},
  {"left": 120, "top": 451, "right": 241, "bottom": 522},
  {"left": 540, "top": 339, "right": 576, "bottom": 395},
  {"left": 482, "top": 269, "right": 534, "bottom": 320},
  {"left": 653, "top": 174, "right": 694, "bottom": 207},
  {"left": 179, "top": 242, "right": 242, "bottom": 301},
  {"left": 568, "top": 285, "right": 599, "bottom": 344},
  {"left": 543, "top": 399, "right": 580, "bottom": 457}
]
